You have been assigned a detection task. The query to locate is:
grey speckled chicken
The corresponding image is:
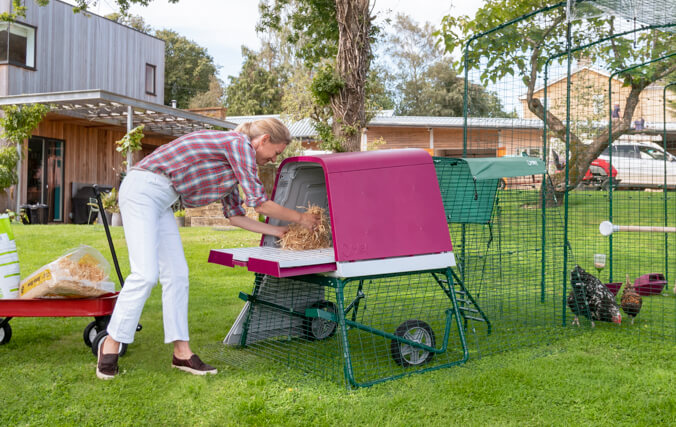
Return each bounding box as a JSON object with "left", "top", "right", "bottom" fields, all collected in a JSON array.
[{"left": 567, "top": 265, "right": 622, "bottom": 327}]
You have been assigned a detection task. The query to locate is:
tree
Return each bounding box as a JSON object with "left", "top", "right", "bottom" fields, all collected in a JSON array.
[
  {"left": 189, "top": 76, "right": 225, "bottom": 109},
  {"left": 384, "top": 13, "right": 513, "bottom": 117},
  {"left": 440, "top": 0, "right": 676, "bottom": 197},
  {"left": 1, "top": 0, "right": 177, "bottom": 22},
  {"left": 155, "top": 29, "right": 219, "bottom": 108},
  {"left": 259, "top": 0, "right": 375, "bottom": 152},
  {"left": 104, "top": 12, "right": 152, "bottom": 33},
  {"left": 225, "top": 46, "right": 286, "bottom": 115}
]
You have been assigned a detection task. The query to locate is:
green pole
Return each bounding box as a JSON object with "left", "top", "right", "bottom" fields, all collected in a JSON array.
[
  {"left": 541, "top": 61, "right": 550, "bottom": 304},
  {"left": 664, "top": 82, "right": 676, "bottom": 285},
  {"left": 561, "top": 5, "right": 572, "bottom": 327},
  {"left": 607, "top": 52, "right": 676, "bottom": 282}
]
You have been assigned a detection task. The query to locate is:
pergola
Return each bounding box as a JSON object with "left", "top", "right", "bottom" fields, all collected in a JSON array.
[{"left": 0, "top": 89, "right": 236, "bottom": 136}]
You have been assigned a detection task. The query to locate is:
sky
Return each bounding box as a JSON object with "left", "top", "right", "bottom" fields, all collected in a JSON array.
[{"left": 65, "top": 0, "right": 484, "bottom": 82}]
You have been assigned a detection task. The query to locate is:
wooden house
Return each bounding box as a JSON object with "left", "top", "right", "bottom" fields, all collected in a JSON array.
[{"left": 0, "top": 0, "right": 235, "bottom": 222}]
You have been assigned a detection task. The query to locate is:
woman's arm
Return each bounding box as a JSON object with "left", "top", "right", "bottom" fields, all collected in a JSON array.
[
  {"left": 228, "top": 215, "right": 288, "bottom": 238},
  {"left": 254, "top": 200, "right": 319, "bottom": 230}
]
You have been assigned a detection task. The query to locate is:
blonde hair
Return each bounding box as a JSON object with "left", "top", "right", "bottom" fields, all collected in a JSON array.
[{"left": 235, "top": 118, "right": 291, "bottom": 145}]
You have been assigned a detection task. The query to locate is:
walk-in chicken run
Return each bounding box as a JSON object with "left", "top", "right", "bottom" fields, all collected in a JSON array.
[{"left": 208, "top": 149, "right": 488, "bottom": 387}]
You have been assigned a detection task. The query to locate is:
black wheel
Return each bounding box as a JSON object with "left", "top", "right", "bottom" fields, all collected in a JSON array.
[
  {"left": 0, "top": 320, "right": 11, "bottom": 345},
  {"left": 91, "top": 330, "right": 127, "bottom": 357},
  {"left": 303, "top": 300, "right": 338, "bottom": 341},
  {"left": 390, "top": 319, "right": 436, "bottom": 367},
  {"left": 83, "top": 321, "right": 100, "bottom": 347}
]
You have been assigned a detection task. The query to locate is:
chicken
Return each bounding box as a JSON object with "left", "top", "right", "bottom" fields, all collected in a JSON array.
[
  {"left": 567, "top": 265, "right": 622, "bottom": 327},
  {"left": 621, "top": 274, "right": 642, "bottom": 325}
]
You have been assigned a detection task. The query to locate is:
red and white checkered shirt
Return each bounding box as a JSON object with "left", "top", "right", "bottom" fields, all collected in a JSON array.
[{"left": 135, "top": 130, "right": 267, "bottom": 217}]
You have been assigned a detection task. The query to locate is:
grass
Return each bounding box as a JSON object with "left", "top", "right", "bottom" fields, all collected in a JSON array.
[{"left": 1, "top": 223, "right": 675, "bottom": 426}]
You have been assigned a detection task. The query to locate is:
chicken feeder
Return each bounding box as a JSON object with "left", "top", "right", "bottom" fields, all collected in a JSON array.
[{"left": 209, "top": 149, "right": 488, "bottom": 387}]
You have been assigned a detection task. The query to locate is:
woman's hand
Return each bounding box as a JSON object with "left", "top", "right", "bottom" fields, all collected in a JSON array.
[
  {"left": 297, "top": 211, "right": 320, "bottom": 231},
  {"left": 273, "top": 225, "right": 289, "bottom": 238}
]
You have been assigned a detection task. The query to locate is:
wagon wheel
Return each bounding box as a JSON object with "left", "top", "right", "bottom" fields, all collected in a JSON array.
[
  {"left": 83, "top": 321, "right": 100, "bottom": 348},
  {"left": 390, "top": 319, "right": 436, "bottom": 367},
  {"left": 91, "top": 330, "right": 127, "bottom": 357},
  {"left": 0, "top": 320, "right": 11, "bottom": 345},
  {"left": 303, "top": 300, "right": 338, "bottom": 341}
]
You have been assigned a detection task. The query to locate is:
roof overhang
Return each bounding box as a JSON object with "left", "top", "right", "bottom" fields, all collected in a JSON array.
[{"left": 0, "top": 89, "right": 236, "bottom": 137}]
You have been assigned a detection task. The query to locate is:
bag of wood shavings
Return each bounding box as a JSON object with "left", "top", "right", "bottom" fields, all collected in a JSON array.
[{"left": 19, "top": 245, "right": 115, "bottom": 299}]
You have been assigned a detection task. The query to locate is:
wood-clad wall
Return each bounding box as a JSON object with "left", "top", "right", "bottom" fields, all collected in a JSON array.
[
  {"left": 366, "top": 126, "right": 504, "bottom": 157},
  {"left": 6, "top": 0, "right": 165, "bottom": 103},
  {"left": 25, "top": 116, "right": 171, "bottom": 223}
]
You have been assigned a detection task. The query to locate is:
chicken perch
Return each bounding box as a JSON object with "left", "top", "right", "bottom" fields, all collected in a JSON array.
[
  {"left": 621, "top": 274, "right": 642, "bottom": 325},
  {"left": 567, "top": 265, "right": 622, "bottom": 327}
]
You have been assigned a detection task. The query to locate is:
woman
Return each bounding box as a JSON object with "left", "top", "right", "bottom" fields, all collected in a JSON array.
[{"left": 97, "top": 118, "right": 318, "bottom": 380}]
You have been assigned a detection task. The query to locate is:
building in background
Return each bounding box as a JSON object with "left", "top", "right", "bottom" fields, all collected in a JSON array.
[{"left": 0, "top": 0, "right": 234, "bottom": 223}]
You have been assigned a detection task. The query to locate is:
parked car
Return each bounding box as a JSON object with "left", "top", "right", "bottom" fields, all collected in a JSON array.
[
  {"left": 597, "top": 141, "right": 676, "bottom": 189},
  {"left": 577, "top": 158, "right": 619, "bottom": 191}
]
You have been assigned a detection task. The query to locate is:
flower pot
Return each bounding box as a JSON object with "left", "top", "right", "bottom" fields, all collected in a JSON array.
[
  {"left": 175, "top": 216, "right": 185, "bottom": 227},
  {"left": 111, "top": 212, "right": 123, "bottom": 226},
  {"left": 104, "top": 211, "right": 113, "bottom": 225}
]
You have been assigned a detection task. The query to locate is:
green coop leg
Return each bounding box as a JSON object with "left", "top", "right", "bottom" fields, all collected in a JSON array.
[
  {"left": 333, "top": 281, "right": 358, "bottom": 388},
  {"left": 239, "top": 273, "right": 265, "bottom": 347}
]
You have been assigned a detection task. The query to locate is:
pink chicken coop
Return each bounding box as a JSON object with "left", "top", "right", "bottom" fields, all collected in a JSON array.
[{"left": 208, "top": 149, "right": 488, "bottom": 387}]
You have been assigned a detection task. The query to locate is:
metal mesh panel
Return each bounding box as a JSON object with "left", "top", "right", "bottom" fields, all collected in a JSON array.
[
  {"left": 210, "top": 271, "right": 474, "bottom": 388},
  {"left": 443, "top": 175, "right": 569, "bottom": 358},
  {"left": 461, "top": 0, "right": 676, "bottom": 345},
  {"left": 584, "top": 0, "right": 676, "bottom": 30}
]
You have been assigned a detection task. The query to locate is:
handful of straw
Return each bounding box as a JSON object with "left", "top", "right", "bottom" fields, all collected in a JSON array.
[{"left": 279, "top": 204, "right": 332, "bottom": 250}]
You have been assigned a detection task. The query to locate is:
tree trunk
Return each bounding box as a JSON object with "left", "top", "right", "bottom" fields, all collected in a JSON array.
[
  {"left": 528, "top": 82, "right": 643, "bottom": 206},
  {"left": 332, "top": 0, "right": 371, "bottom": 152}
]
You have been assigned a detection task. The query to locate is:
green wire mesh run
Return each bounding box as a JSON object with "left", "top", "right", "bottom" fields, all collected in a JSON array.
[
  {"left": 582, "top": 0, "right": 676, "bottom": 30},
  {"left": 433, "top": 157, "right": 571, "bottom": 360},
  {"left": 459, "top": 0, "right": 676, "bottom": 343},
  {"left": 209, "top": 270, "right": 472, "bottom": 388}
]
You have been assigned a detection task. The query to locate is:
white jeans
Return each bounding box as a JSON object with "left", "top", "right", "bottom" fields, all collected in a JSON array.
[{"left": 106, "top": 169, "right": 189, "bottom": 344}]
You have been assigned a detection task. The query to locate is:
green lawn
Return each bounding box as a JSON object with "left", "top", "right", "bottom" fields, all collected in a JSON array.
[{"left": 1, "top": 223, "right": 675, "bottom": 426}]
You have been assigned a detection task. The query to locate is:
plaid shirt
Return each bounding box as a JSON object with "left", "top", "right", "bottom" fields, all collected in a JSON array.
[{"left": 135, "top": 130, "right": 267, "bottom": 217}]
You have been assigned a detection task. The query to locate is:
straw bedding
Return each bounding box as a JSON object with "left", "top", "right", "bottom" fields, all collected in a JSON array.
[{"left": 279, "top": 204, "right": 332, "bottom": 250}]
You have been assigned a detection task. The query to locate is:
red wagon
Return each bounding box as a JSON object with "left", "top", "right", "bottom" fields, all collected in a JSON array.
[{"left": 0, "top": 186, "right": 133, "bottom": 356}]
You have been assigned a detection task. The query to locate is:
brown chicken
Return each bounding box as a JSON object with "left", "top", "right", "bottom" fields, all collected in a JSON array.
[{"left": 621, "top": 274, "right": 643, "bottom": 325}]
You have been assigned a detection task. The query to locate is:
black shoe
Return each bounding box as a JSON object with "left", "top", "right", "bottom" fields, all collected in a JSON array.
[
  {"left": 96, "top": 343, "right": 119, "bottom": 380},
  {"left": 172, "top": 354, "right": 217, "bottom": 375}
]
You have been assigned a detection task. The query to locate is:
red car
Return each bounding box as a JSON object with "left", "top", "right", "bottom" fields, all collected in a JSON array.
[{"left": 579, "top": 158, "right": 620, "bottom": 190}]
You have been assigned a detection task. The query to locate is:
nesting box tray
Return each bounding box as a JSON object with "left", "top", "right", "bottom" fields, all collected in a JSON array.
[{"left": 208, "top": 247, "right": 336, "bottom": 277}]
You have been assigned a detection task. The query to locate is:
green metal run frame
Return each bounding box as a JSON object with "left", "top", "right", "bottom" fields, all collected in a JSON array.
[
  {"left": 540, "top": 24, "right": 676, "bottom": 327},
  {"left": 664, "top": 81, "right": 676, "bottom": 284},
  {"left": 235, "top": 268, "right": 490, "bottom": 388},
  {"left": 606, "top": 52, "right": 676, "bottom": 282}
]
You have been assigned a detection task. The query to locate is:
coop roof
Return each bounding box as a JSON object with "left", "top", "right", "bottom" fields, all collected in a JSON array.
[
  {"left": 458, "top": 156, "right": 547, "bottom": 180},
  {"left": 280, "top": 149, "right": 453, "bottom": 263}
]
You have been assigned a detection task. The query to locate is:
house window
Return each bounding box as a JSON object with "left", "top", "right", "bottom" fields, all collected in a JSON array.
[
  {"left": 0, "top": 22, "right": 36, "bottom": 68},
  {"left": 145, "top": 63, "right": 156, "bottom": 95}
]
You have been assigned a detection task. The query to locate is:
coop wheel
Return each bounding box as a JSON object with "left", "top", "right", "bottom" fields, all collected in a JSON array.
[
  {"left": 0, "top": 320, "right": 11, "bottom": 345},
  {"left": 83, "top": 321, "right": 100, "bottom": 347},
  {"left": 91, "top": 330, "right": 127, "bottom": 357},
  {"left": 303, "top": 301, "right": 338, "bottom": 341},
  {"left": 390, "top": 319, "right": 436, "bottom": 367}
]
